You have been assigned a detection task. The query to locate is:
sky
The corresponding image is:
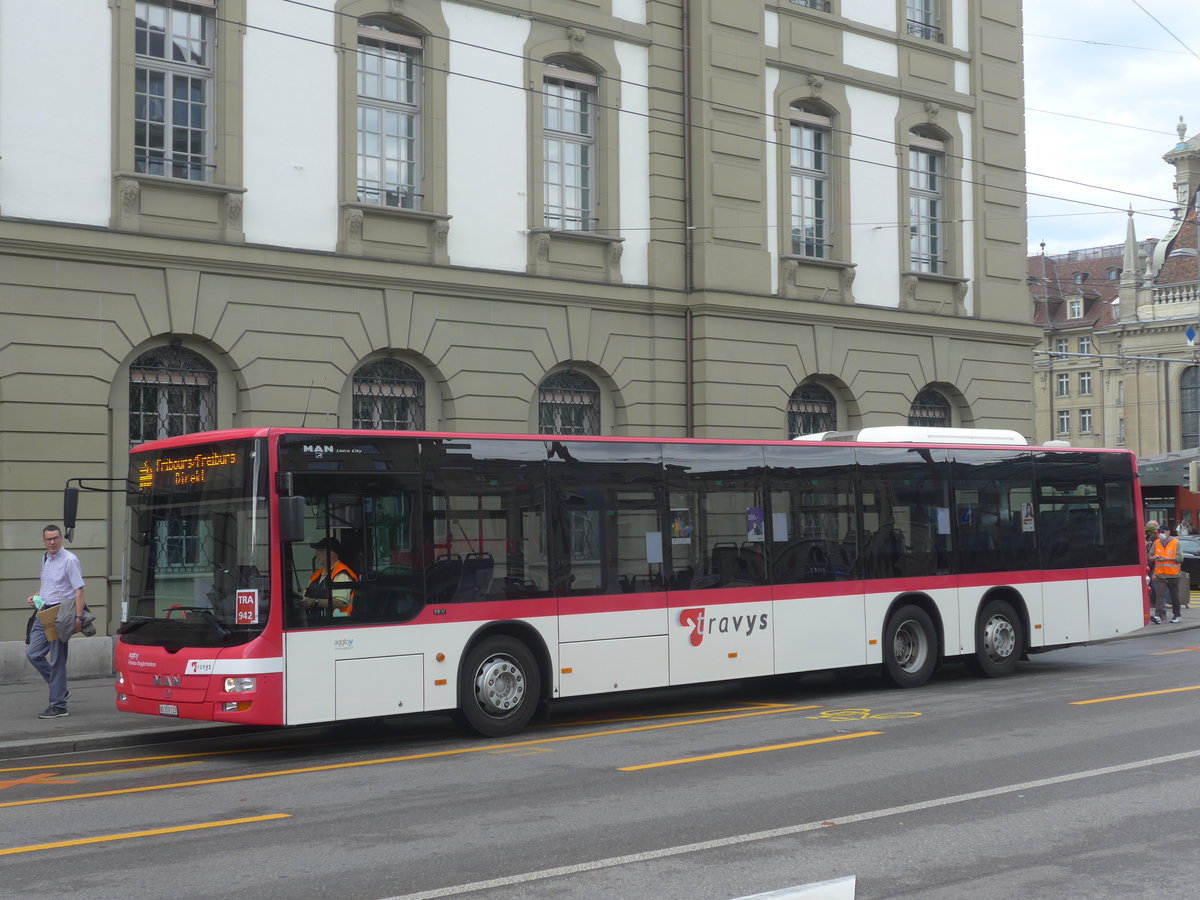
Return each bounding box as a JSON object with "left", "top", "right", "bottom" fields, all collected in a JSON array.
[{"left": 1022, "top": 1, "right": 1200, "bottom": 256}]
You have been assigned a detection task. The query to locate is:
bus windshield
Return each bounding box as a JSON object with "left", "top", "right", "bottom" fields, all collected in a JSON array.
[{"left": 121, "top": 438, "right": 271, "bottom": 647}]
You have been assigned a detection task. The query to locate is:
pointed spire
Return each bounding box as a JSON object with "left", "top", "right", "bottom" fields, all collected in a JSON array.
[{"left": 1122, "top": 206, "right": 1138, "bottom": 281}]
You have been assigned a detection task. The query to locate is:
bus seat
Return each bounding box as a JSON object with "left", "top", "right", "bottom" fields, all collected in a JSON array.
[
  {"left": 460, "top": 552, "right": 495, "bottom": 598},
  {"left": 425, "top": 555, "right": 463, "bottom": 604},
  {"left": 709, "top": 542, "right": 739, "bottom": 585}
]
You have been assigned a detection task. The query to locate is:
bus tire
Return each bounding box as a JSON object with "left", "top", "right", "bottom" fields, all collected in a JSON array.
[
  {"left": 883, "top": 604, "right": 937, "bottom": 688},
  {"left": 968, "top": 598, "right": 1023, "bottom": 678},
  {"left": 459, "top": 636, "right": 541, "bottom": 737}
]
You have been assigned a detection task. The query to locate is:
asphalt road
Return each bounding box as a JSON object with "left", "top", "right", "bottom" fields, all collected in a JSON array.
[{"left": 3, "top": 629, "right": 1200, "bottom": 900}]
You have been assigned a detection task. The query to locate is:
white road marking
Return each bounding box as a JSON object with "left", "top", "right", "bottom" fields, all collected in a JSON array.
[{"left": 381, "top": 748, "right": 1200, "bottom": 900}]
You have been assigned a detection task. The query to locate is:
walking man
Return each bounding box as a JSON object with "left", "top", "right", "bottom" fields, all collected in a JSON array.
[
  {"left": 26, "top": 524, "right": 85, "bottom": 718},
  {"left": 1149, "top": 524, "right": 1183, "bottom": 625}
]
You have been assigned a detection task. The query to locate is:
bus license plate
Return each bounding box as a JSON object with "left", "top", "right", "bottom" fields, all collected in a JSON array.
[{"left": 158, "top": 703, "right": 179, "bottom": 717}]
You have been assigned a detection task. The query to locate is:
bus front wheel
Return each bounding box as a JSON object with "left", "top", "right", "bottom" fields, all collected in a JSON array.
[
  {"left": 968, "top": 599, "right": 1023, "bottom": 678},
  {"left": 459, "top": 636, "right": 541, "bottom": 737},
  {"left": 883, "top": 604, "right": 937, "bottom": 688}
]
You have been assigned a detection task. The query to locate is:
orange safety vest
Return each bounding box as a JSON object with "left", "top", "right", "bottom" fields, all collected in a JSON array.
[
  {"left": 308, "top": 560, "right": 358, "bottom": 615},
  {"left": 1152, "top": 537, "right": 1181, "bottom": 578}
]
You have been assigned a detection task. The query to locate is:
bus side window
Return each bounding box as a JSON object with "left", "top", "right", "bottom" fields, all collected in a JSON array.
[{"left": 548, "top": 441, "right": 665, "bottom": 597}]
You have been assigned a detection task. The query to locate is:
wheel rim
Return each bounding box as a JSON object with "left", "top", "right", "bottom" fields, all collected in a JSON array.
[
  {"left": 472, "top": 653, "right": 526, "bottom": 718},
  {"left": 982, "top": 614, "right": 1016, "bottom": 664},
  {"left": 893, "top": 619, "right": 929, "bottom": 673}
]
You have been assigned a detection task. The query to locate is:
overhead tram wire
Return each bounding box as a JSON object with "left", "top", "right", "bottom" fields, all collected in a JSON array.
[
  {"left": 209, "top": 5, "right": 1185, "bottom": 235},
  {"left": 278, "top": 0, "right": 1184, "bottom": 211},
  {"left": 1128, "top": 0, "right": 1200, "bottom": 61},
  {"left": 291, "top": 0, "right": 1189, "bottom": 152}
]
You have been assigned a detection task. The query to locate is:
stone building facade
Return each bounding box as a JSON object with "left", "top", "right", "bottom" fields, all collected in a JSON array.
[
  {"left": 1030, "top": 119, "right": 1200, "bottom": 525},
  {"left": 0, "top": 0, "right": 1035, "bottom": 654}
]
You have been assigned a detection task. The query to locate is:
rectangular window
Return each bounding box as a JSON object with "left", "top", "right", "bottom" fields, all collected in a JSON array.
[
  {"left": 790, "top": 0, "right": 831, "bottom": 9},
  {"left": 1079, "top": 408, "right": 1093, "bottom": 433},
  {"left": 357, "top": 24, "right": 421, "bottom": 209},
  {"left": 1068, "top": 298, "right": 1083, "bottom": 319},
  {"left": 544, "top": 66, "right": 596, "bottom": 231},
  {"left": 1118, "top": 418, "right": 1125, "bottom": 444},
  {"left": 790, "top": 110, "right": 831, "bottom": 259},
  {"left": 1056, "top": 373, "right": 1070, "bottom": 398},
  {"left": 134, "top": 1, "right": 213, "bottom": 181},
  {"left": 1078, "top": 335, "right": 1092, "bottom": 354},
  {"left": 1079, "top": 371, "right": 1092, "bottom": 396},
  {"left": 1057, "top": 410, "right": 1070, "bottom": 434},
  {"left": 1054, "top": 338, "right": 1069, "bottom": 355},
  {"left": 909, "top": 136, "right": 944, "bottom": 273},
  {"left": 664, "top": 445, "right": 768, "bottom": 591},
  {"left": 906, "top": 0, "right": 944, "bottom": 42}
]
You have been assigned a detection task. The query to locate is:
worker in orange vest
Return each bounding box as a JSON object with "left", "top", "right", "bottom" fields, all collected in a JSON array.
[
  {"left": 303, "top": 537, "right": 358, "bottom": 617},
  {"left": 1149, "top": 525, "right": 1183, "bottom": 624}
]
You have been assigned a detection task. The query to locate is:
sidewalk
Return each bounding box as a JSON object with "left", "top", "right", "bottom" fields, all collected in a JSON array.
[{"left": 2, "top": 605, "right": 1198, "bottom": 761}]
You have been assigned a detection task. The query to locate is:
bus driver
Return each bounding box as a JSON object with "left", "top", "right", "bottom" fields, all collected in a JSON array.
[{"left": 303, "top": 537, "right": 358, "bottom": 617}]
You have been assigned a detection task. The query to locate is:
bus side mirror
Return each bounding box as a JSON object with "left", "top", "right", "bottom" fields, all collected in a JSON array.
[
  {"left": 278, "top": 496, "right": 307, "bottom": 543},
  {"left": 63, "top": 486, "right": 80, "bottom": 543}
]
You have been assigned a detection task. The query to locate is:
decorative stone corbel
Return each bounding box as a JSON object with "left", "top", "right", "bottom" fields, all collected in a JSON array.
[
  {"left": 432, "top": 219, "right": 450, "bottom": 265},
  {"left": 806, "top": 74, "right": 824, "bottom": 97},
  {"left": 114, "top": 176, "right": 141, "bottom": 230},
  {"left": 924, "top": 101, "right": 940, "bottom": 125},
  {"left": 567, "top": 27, "right": 586, "bottom": 53},
  {"left": 839, "top": 266, "right": 856, "bottom": 304},
  {"left": 605, "top": 241, "right": 624, "bottom": 284},
  {"left": 221, "top": 192, "right": 245, "bottom": 243},
  {"left": 781, "top": 259, "right": 800, "bottom": 298},
  {"left": 954, "top": 280, "right": 969, "bottom": 315},
  {"left": 342, "top": 207, "right": 364, "bottom": 255}
]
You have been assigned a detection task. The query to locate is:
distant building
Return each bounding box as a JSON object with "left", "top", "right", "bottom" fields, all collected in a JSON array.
[{"left": 1031, "top": 117, "right": 1200, "bottom": 526}]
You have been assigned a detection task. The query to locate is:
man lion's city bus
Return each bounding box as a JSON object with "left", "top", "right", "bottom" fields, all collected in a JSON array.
[{"left": 102, "top": 427, "right": 1146, "bottom": 737}]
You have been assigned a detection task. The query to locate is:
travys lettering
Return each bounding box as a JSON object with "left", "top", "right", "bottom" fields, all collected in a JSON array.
[{"left": 678, "top": 607, "right": 768, "bottom": 647}]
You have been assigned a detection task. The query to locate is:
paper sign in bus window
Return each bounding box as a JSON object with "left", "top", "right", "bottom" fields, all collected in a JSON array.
[
  {"left": 235, "top": 589, "right": 259, "bottom": 625},
  {"left": 670, "top": 508, "right": 693, "bottom": 545}
]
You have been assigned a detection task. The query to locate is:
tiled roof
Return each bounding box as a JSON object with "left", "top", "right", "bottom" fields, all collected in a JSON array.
[{"left": 1027, "top": 249, "right": 1121, "bottom": 330}]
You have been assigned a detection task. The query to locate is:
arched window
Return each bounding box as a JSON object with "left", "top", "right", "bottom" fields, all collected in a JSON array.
[
  {"left": 357, "top": 19, "right": 422, "bottom": 209},
  {"left": 1182, "top": 368, "right": 1200, "bottom": 448},
  {"left": 787, "top": 383, "right": 836, "bottom": 437},
  {"left": 543, "top": 59, "right": 597, "bottom": 231},
  {"left": 353, "top": 358, "right": 425, "bottom": 430},
  {"left": 908, "top": 388, "right": 951, "bottom": 427},
  {"left": 129, "top": 345, "right": 216, "bottom": 446},
  {"left": 538, "top": 370, "right": 600, "bottom": 435},
  {"left": 789, "top": 103, "right": 832, "bottom": 259},
  {"left": 908, "top": 127, "right": 945, "bottom": 273}
]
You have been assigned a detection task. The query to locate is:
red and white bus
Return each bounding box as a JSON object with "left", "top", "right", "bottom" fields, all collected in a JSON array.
[{"left": 104, "top": 427, "right": 1146, "bottom": 736}]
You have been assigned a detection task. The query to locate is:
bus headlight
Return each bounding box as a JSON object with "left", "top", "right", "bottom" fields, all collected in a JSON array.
[{"left": 223, "top": 677, "right": 257, "bottom": 693}]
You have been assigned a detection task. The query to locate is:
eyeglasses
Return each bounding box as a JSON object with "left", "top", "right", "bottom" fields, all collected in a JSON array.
[{"left": 43, "top": 535, "right": 63, "bottom": 543}]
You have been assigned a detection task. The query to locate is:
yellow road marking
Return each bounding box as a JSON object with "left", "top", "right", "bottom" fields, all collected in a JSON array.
[
  {"left": 0, "top": 813, "right": 290, "bottom": 856},
  {"left": 0, "top": 704, "right": 818, "bottom": 809},
  {"left": 0, "top": 703, "right": 816, "bottom": 775},
  {"left": 1071, "top": 685, "right": 1200, "bottom": 705},
  {"left": 1151, "top": 648, "right": 1200, "bottom": 655},
  {"left": 619, "top": 731, "right": 883, "bottom": 771}
]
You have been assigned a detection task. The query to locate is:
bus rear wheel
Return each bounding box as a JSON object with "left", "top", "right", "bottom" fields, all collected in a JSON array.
[
  {"left": 968, "top": 599, "right": 1023, "bottom": 678},
  {"left": 883, "top": 604, "right": 937, "bottom": 688},
  {"left": 459, "top": 636, "right": 541, "bottom": 737}
]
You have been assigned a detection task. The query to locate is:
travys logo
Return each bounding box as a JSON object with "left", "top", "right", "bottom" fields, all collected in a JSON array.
[{"left": 678, "top": 607, "right": 768, "bottom": 647}]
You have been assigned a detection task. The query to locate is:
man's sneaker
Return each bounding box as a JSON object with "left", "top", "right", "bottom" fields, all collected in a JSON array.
[
  {"left": 1150, "top": 615, "right": 1162, "bottom": 624},
  {"left": 37, "top": 707, "right": 68, "bottom": 719},
  {"left": 1171, "top": 616, "right": 1183, "bottom": 624}
]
